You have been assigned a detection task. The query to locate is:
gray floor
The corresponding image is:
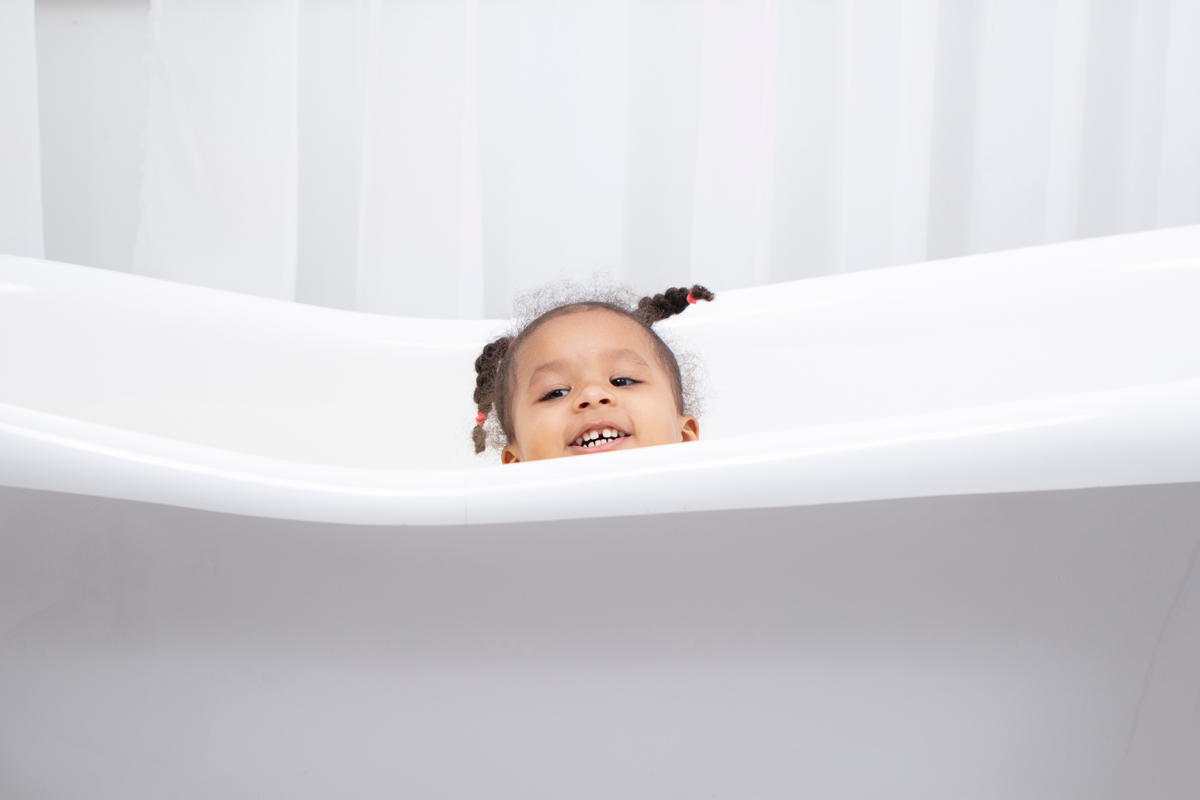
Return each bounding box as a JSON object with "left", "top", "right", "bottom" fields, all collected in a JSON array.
[{"left": 2, "top": 483, "right": 1198, "bottom": 798}]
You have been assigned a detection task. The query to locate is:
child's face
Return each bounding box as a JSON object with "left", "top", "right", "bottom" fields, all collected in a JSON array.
[{"left": 501, "top": 309, "right": 699, "bottom": 464}]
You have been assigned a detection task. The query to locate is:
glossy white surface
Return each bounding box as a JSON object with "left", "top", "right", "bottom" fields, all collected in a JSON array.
[
  {"left": 3, "top": 229, "right": 1200, "bottom": 798},
  {"left": 2, "top": 226, "right": 1200, "bottom": 523}
]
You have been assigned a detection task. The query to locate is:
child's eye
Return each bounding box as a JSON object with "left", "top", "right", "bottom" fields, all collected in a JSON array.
[
  {"left": 611, "top": 377, "right": 639, "bottom": 387},
  {"left": 540, "top": 388, "right": 569, "bottom": 401}
]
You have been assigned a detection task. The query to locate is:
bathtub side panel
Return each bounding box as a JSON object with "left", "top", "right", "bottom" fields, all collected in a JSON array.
[{"left": 1, "top": 484, "right": 1198, "bottom": 798}]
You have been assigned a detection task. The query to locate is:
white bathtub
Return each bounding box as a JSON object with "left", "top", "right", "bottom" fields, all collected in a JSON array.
[{"left": 2, "top": 227, "right": 1199, "bottom": 797}]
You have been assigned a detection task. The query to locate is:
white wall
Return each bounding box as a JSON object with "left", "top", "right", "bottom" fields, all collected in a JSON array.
[{"left": 35, "top": 0, "right": 149, "bottom": 272}]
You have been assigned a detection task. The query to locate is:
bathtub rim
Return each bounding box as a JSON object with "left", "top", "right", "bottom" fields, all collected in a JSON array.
[{"left": 2, "top": 377, "right": 1198, "bottom": 526}]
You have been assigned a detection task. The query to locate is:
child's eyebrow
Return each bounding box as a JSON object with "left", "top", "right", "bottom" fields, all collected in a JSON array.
[
  {"left": 527, "top": 359, "right": 568, "bottom": 389},
  {"left": 525, "top": 349, "right": 651, "bottom": 390},
  {"left": 605, "top": 348, "right": 651, "bottom": 368}
]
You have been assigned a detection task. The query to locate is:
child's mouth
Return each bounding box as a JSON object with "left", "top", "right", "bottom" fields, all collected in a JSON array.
[{"left": 571, "top": 427, "right": 628, "bottom": 452}]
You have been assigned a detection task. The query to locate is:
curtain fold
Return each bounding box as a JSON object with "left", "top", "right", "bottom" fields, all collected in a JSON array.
[
  {"left": 1158, "top": 0, "right": 1200, "bottom": 228},
  {"left": 689, "top": 0, "right": 778, "bottom": 289},
  {"left": 295, "top": 0, "right": 368, "bottom": 312},
  {"left": 476, "top": 1, "right": 633, "bottom": 317},
  {"left": 112, "top": 0, "right": 1200, "bottom": 317},
  {"left": 133, "top": 0, "right": 299, "bottom": 299},
  {"left": 0, "top": 0, "right": 45, "bottom": 259}
]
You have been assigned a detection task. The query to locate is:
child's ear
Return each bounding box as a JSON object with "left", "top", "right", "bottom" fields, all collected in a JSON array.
[
  {"left": 501, "top": 445, "right": 522, "bottom": 464},
  {"left": 679, "top": 415, "right": 699, "bottom": 442}
]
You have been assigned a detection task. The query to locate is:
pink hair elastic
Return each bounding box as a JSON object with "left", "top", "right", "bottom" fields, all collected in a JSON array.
[
  {"left": 686, "top": 291, "right": 697, "bottom": 304},
  {"left": 475, "top": 411, "right": 487, "bottom": 427}
]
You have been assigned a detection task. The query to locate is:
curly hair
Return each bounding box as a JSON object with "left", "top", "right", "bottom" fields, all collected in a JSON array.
[{"left": 472, "top": 283, "right": 715, "bottom": 454}]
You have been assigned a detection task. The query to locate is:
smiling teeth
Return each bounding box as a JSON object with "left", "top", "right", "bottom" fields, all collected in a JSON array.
[{"left": 574, "top": 429, "right": 625, "bottom": 447}]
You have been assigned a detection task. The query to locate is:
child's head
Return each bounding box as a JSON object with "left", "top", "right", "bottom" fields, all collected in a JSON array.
[{"left": 472, "top": 285, "right": 713, "bottom": 463}]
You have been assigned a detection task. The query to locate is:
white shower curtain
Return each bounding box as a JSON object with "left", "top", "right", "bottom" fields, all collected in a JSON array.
[
  {"left": 132, "top": 0, "right": 299, "bottom": 300},
  {"left": 0, "top": 0, "right": 44, "bottom": 260},
  {"left": 5, "top": 0, "right": 1198, "bottom": 318}
]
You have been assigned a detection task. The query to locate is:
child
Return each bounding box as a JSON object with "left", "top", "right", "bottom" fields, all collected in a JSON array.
[{"left": 472, "top": 284, "right": 714, "bottom": 463}]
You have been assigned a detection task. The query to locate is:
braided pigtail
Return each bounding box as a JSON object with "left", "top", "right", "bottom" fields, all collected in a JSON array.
[
  {"left": 633, "top": 284, "right": 714, "bottom": 325},
  {"left": 472, "top": 336, "right": 512, "bottom": 454}
]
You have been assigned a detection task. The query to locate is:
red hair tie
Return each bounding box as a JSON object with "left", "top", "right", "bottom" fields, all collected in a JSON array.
[
  {"left": 686, "top": 291, "right": 697, "bottom": 304},
  {"left": 475, "top": 411, "right": 487, "bottom": 427}
]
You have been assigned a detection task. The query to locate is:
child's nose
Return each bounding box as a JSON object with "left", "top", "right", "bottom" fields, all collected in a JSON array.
[{"left": 576, "top": 382, "right": 613, "bottom": 409}]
